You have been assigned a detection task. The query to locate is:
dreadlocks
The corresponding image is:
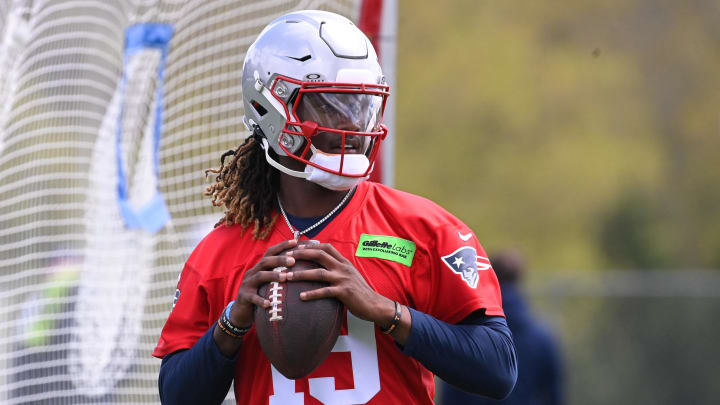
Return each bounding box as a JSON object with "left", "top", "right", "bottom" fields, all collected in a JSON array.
[{"left": 205, "top": 128, "right": 279, "bottom": 239}]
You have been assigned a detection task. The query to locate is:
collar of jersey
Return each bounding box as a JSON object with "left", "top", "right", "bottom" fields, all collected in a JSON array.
[
  {"left": 285, "top": 187, "right": 356, "bottom": 239},
  {"left": 275, "top": 180, "right": 370, "bottom": 241}
]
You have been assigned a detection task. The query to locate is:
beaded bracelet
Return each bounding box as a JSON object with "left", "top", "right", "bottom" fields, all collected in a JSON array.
[
  {"left": 217, "top": 301, "right": 251, "bottom": 339},
  {"left": 381, "top": 301, "right": 402, "bottom": 335}
]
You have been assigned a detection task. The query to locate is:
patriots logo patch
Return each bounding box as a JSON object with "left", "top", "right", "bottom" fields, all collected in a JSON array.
[
  {"left": 441, "top": 247, "right": 492, "bottom": 288},
  {"left": 172, "top": 288, "right": 180, "bottom": 310},
  {"left": 171, "top": 272, "right": 181, "bottom": 311}
]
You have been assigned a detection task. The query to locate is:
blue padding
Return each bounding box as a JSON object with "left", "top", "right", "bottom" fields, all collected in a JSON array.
[
  {"left": 125, "top": 23, "right": 174, "bottom": 51},
  {"left": 118, "top": 193, "right": 171, "bottom": 234},
  {"left": 116, "top": 23, "right": 174, "bottom": 234}
]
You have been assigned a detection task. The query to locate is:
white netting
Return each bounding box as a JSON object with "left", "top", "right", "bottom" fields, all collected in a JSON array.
[{"left": 0, "top": 0, "right": 360, "bottom": 403}]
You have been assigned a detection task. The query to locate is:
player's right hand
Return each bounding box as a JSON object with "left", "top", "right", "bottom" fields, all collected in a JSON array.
[{"left": 229, "top": 239, "right": 298, "bottom": 327}]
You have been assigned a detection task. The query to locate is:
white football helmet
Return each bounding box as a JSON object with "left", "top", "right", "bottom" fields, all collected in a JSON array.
[{"left": 241, "top": 10, "right": 389, "bottom": 182}]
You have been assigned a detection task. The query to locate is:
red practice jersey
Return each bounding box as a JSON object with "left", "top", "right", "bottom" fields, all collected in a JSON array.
[{"left": 153, "top": 181, "right": 504, "bottom": 404}]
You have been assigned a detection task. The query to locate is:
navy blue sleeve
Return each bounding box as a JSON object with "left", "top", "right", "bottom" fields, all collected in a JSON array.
[
  {"left": 402, "top": 308, "right": 518, "bottom": 400},
  {"left": 158, "top": 325, "right": 238, "bottom": 405}
]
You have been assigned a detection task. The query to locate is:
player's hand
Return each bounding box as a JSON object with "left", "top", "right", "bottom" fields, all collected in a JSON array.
[
  {"left": 285, "top": 243, "right": 396, "bottom": 326},
  {"left": 229, "top": 239, "right": 298, "bottom": 327}
]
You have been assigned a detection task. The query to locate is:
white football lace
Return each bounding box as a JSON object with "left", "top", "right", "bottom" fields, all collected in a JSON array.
[{"left": 268, "top": 266, "right": 285, "bottom": 322}]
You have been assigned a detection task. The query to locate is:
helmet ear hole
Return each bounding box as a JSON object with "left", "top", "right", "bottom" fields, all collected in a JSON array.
[{"left": 251, "top": 100, "right": 268, "bottom": 117}]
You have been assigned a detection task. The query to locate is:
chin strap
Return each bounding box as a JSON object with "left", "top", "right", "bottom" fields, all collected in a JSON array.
[{"left": 260, "top": 137, "right": 310, "bottom": 179}]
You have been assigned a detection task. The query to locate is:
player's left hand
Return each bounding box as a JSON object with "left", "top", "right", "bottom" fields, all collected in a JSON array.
[{"left": 285, "top": 243, "right": 395, "bottom": 327}]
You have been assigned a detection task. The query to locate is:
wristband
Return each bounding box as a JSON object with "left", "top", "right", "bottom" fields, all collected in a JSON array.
[
  {"left": 381, "top": 301, "right": 402, "bottom": 335},
  {"left": 217, "top": 301, "right": 251, "bottom": 339}
]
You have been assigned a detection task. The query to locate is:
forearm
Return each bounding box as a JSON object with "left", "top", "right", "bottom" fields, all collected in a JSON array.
[
  {"left": 402, "top": 308, "right": 517, "bottom": 399},
  {"left": 159, "top": 325, "right": 238, "bottom": 405}
]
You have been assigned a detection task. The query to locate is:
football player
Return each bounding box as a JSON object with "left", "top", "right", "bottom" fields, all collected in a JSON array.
[{"left": 154, "top": 10, "right": 517, "bottom": 404}]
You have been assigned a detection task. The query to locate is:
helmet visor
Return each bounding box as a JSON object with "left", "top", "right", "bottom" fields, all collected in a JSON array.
[{"left": 295, "top": 92, "right": 383, "bottom": 134}]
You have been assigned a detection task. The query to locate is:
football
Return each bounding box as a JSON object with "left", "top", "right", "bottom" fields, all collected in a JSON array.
[{"left": 254, "top": 258, "right": 344, "bottom": 379}]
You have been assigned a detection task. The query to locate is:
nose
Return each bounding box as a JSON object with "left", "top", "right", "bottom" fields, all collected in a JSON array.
[{"left": 332, "top": 114, "right": 362, "bottom": 133}]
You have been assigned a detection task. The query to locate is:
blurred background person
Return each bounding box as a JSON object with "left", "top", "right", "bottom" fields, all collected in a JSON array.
[{"left": 441, "top": 250, "right": 564, "bottom": 405}]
